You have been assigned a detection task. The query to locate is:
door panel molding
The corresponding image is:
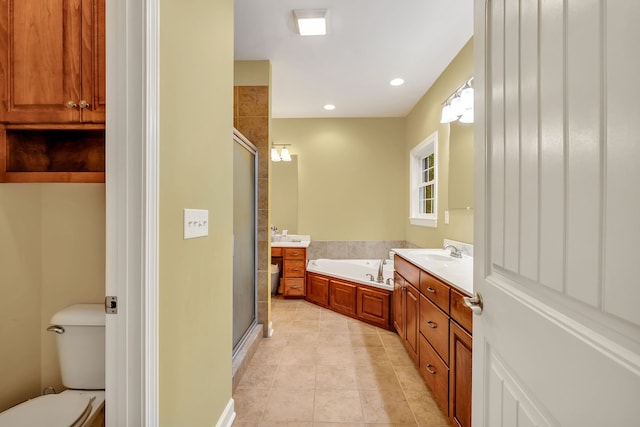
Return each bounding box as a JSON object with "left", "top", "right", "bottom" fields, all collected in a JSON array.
[
  {"left": 485, "top": 344, "right": 558, "bottom": 427},
  {"left": 487, "top": 271, "right": 640, "bottom": 376}
]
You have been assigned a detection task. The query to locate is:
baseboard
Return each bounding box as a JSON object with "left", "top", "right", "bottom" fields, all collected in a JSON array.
[{"left": 215, "top": 398, "right": 235, "bottom": 427}]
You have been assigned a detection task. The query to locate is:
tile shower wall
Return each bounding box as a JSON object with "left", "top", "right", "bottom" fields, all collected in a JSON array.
[
  {"left": 307, "top": 240, "right": 407, "bottom": 260},
  {"left": 234, "top": 85, "right": 270, "bottom": 336}
]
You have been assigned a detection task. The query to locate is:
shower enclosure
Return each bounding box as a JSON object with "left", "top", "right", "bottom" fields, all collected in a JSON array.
[{"left": 232, "top": 130, "right": 257, "bottom": 354}]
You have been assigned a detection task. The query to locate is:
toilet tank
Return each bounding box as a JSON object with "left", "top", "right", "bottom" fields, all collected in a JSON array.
[{"left": 49, "top": 304, "right": 105, "bottom": 390}]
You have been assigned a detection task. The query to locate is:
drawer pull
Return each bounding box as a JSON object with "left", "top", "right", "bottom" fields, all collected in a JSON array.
[
  {"left": 290, "top": 285, "right": 300, "bottom": 289},
  {"left": 425, "top": 364, "right": 436, "bottom": 374},
  {"left": 426, "top": 287, "right": 436, "bottom": 293},
  {"left": 291, "top": 268, "right": 301, "bottom": 271},
  {"left": 291, "top": 252, "right": 300, "bottom": 256},
  {"left": 426, "top": 321, "right": 437, "bottom": 328}
]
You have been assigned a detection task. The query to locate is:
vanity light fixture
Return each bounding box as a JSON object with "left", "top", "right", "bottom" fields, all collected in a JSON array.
[
  {"left": 293, "top": 9, "right": 328, "bottom": 36},
  {"left": 440, "top": 77, "right": 474, "bottom": 124},
  {"left": 271, "top": 144, "right": 293, "bottom": 162}
]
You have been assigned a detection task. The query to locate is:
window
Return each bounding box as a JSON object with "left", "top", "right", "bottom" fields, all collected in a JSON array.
[{"left": 410, "top": 132, "right": 438, "bottom": 227}]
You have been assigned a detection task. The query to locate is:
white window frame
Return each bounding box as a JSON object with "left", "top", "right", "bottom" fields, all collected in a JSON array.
[{"left": 409, "top": 132, "right": 438, "bottom": 227}]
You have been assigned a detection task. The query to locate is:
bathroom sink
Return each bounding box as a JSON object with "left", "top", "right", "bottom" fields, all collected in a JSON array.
[{"left": 421, "top": 253, "right": 457, "bottom": 262}]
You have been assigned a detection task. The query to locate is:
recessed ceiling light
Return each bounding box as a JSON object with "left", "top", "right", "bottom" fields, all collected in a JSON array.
[
  {"left": 390, "top": 78, "right": 405, "bottom": 86},
  {"left": 324, "top": 104, "right": 336, "bottom": 111},
  {"left": 293, "top": 9, "right": 328, "bottom": 36}
]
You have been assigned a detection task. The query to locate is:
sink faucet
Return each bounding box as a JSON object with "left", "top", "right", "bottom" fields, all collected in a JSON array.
[
  {"left": 443, "top": 244, "right": 462, "bottom": 258},
  {"left": 377, "top": 259, "right": 386, "bottom": 283}
]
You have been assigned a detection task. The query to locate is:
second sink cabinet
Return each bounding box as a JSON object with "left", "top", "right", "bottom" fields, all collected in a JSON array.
[
  {"left": 393, "top": 254, "right": 473, "bottom": 427},
  {"left": 271, "top": 247, "right": 307, "bottom": 298}
]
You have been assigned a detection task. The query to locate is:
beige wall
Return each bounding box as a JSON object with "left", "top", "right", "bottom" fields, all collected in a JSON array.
[
  {"left": 271, "top": 118, "right": 406, "bottom": 241},
  {"left": 0, "top": 185, "right": 42, "bottom": 411},
  {"left": 0, "top": 184, "right": 105, "bottom": 412},
  {"left": 159, "top": 0, "right": 234, "bottom": 424},
  {"left": 404, "top": 38, "right": 474, "bottom": 247}
]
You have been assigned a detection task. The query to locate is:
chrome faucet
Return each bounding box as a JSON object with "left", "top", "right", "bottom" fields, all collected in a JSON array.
[
  {"left": 444, "top": 244, "right": 462, "bottom": 258},
  {"left": 376, "top": 259, "right": 386, "bottom": 283}
]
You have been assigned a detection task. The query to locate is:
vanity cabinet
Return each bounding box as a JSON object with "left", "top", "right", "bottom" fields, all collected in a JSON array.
[
  {"left": 393, "top": 254, "right": 473, "bottom": 426},
  {"left": 281, "top": 248, "right": 307, "bottom": 298},
  {"left": 0, "top": 0, "right": 106, "bottom": 183}
]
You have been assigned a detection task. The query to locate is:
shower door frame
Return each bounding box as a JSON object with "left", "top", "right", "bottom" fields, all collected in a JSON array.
[{"left": 232, "top": 129, "right": 258, "bottom": 356}]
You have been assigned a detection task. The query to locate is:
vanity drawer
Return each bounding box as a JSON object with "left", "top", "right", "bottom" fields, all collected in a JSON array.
[
  {"left": 284, "top": 248, "right": 306, "bottom": 260},
  {"left": 283, "top": 260, "right": 306, "bottom": 277},
  {"left": 271, "top": 247, "right": 283, "bottom": 257},
  {"left": 419, "top": 334, "right": 449, "bottom": 416},
  {"left": 419, "top": 271, "right": 450, "bottom": 313},
  {"left": 283, "top": 278, "right": 305, "bottom": 297},
  {"left": 419, "top": 293, "right": 450, "bottom": 363},
  {"left": 450, "top": 288, "right": 473, "bottom": 333},
  {"left": 394, "top": 255, "right": 420, "bottom": 287}
]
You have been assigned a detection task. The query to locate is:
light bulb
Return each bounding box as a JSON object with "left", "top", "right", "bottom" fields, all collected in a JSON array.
[
  {"left": 280, "top": 147, "right": 292, "bottom": 162},
  {"left": 440, "top": 104, "right": 458, "bottom": 123}
]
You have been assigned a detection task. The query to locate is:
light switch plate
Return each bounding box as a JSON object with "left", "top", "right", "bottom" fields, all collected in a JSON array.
[
  {"left": 184, "top": 209, "right": 209, "bottom": 239},
  {"left": 444, "top": 210, "right": 450, "bottom": 225}
]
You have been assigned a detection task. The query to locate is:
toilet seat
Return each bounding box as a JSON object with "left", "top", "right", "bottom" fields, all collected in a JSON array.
[{"left": 0, "top": 392, "right": 94, "bottom": 427}]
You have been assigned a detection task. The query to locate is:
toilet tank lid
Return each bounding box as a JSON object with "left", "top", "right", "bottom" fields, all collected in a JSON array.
[{"left": 51, "top": 304, "right": 105, "bottom": 326}]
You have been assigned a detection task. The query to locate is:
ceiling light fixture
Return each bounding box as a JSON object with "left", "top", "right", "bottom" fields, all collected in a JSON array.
[
  {"left": 390, "top": 78, "right": 405, "bottom": 86},
  {"left": 440, "top": 77, "right": 474, "bottom": 124},
  {"left": 293, "top": 9, "right": 328, "bottom": 36},
  {"left": 271, "top": 144, "right": 293, "bottom": 162},
  {"left": 324, "top": 104, "right": 336, "bottom": 111}
]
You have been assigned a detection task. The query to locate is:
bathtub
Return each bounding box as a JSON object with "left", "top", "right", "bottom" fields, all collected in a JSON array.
[{"left": 306, "top": 258, "right": 395, "bottom": 291}]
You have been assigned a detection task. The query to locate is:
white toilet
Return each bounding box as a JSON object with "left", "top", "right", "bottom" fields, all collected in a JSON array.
[{"left": 0, "top": 304, "right": 106, "bottom": 427}]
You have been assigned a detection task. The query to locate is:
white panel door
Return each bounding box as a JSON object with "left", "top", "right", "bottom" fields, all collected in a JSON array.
[{"left": 473, "top": 1, "right": 640, "bottom": 426}]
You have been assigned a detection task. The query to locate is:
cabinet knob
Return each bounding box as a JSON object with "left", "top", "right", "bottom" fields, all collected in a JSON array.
[
  {"left": 65, "top": 100, "right": 78, "bottom": 109},
  {"left": 463, "top": 292, "right": 484, "bottom": 315},
  {"left": 79, "top": 100, "right": 91, "bottom": 109}
]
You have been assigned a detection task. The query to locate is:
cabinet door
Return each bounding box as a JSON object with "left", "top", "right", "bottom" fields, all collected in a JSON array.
[
  {"left": 449, "top": 320, "right": 472, "bottom": 427},
  {"left": 0, "top": 0, "right": 104, "bottom": 123},
  {"left": 392, "top": 272, "right": 405, "bottom": 338},
  {"left": 403, "top": 283, "right": 419, "bottom": 363},
  {"left": 0, "top": 0, "right": 80, "bottom": 122},
  {"left": 357, "top": 285, "right": 390, "bottom": 329},
  {"left": 79, "top": 0, "right": 105, "bottom": 123},
  {"left": 330, "top": 279, "right": 357, "bottom": 316},
  {"left": 307, "top": 273, "right": 329, "bottom": 307}
]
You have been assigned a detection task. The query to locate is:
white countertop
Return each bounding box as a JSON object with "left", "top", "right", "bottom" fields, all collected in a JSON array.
[
  {"left": 392, "top": 248, "right": 473, "bottom": 295},
  {"left": 271, "top": 234, "right": 311, "bottom": 248}
]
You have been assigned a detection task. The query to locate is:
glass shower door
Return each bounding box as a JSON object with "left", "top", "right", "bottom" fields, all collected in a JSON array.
[{"left": 232, "top": 130, "right": 257, "bottom": 354}]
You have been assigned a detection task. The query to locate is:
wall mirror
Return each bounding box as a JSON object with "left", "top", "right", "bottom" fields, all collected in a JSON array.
[
  {"left": 448, "top": 121, "right": 474, "bottom": 209},
  {"left": 271, "top": 155, "right": 298, "bottom": 233}
]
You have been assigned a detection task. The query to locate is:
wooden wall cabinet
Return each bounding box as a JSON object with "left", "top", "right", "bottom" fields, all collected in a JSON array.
[
  {"left": 0, "top": 0, "right": 106, "bottom": 124},
  {"left": 0, "top": 0, "right": 106, "bottom": 183},
  {"left": 394, "top": 254, "right": 473, "bottom": 426}
]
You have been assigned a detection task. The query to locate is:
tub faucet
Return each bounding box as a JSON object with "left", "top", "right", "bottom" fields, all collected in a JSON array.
[
  {"left": 444, "top": 244, "right": 463, "bottom": 258},
  {"left": 377, "top": 259, "right": 386, "bottom": 283}
]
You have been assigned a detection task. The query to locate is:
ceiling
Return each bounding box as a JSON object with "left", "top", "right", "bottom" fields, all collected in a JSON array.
[{"left": 234, "top": 0, "right": 474, "bottom": 119}]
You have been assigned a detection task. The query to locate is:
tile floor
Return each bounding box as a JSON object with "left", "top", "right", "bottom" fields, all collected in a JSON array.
[{"left": 232, "top": 297, "right": 451, "bottom": 427}]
